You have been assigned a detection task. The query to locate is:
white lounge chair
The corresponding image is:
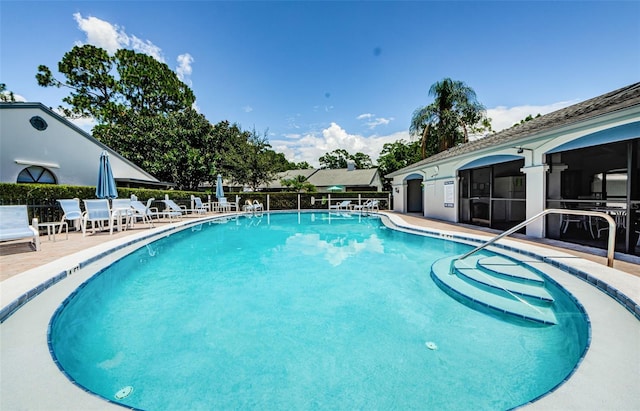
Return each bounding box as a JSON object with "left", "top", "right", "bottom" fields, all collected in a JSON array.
[
  {"left": 192, "top": 196, "right": 210, "bottom": 214},
  {"left": 243, "top": 199, "right": 264, "bottom": 213},
  {"left": 252, "top": 200, "right": 264, "bottom": 212},
  {"left": 161, "top": 197, "right": 185, "bottom": 220},
  {"left": 329, "top": 200, "right": 351, "bottom": 210},
  {"left": 82, "top": 199, "right": 112, "bottom": 236},
  {"left": 0, "top": 205, "right": 40, "bottom": 251},
  {"left": 131, "top": 197, "right": 157, "bottom": 227},
  {"left": 57, "top": 198, "right": 84, "bottom": 232},
  {"left": 353, "top": 199, "right": 380, "bottom": 214}
]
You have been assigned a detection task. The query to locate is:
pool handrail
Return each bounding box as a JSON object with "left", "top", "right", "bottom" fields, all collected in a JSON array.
[{"left": 451, "top": 208, "right": 617, "bottom": 270}]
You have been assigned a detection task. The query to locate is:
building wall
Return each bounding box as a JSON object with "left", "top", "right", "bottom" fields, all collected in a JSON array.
[
  {"left": 0, "top": 103, "right": 159, "bottom": 186},
  {"left": 390, "top": 105, "right": 640, "bottom": 238}
]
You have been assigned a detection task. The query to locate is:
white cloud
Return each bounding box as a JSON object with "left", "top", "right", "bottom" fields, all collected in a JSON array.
[
  {"left": 243, "top": 105, "right": 254, "bottom": 113},
  {"left": 129, "top": 35, "right": 164, "bottom": 62},
  {"left": 73, "top": 12, "right": 165, "bottom": 62},
  {"left": 73, "top": 13, "right": 123, "bottom": 54},
  {"left": 176, "top": 53, "right": 194, "bottom": 84},
  {"left": 357, "top": 112, "right": 393, "bottom": 129},
  {"left": 487, "top": 100, "right": 577, "bottom": 132},
  {"left": 271, "top": 122, "right": 410, "bottom": 168}
]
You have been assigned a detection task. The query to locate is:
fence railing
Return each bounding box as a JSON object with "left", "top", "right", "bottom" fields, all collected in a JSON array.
[{"left": 1, "top": 192, "right": 391, "bottom": 230}]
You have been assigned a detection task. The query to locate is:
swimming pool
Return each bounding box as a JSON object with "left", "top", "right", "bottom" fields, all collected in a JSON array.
[{"left": 49, "top": 212, "right": 589, "bottom": 410}]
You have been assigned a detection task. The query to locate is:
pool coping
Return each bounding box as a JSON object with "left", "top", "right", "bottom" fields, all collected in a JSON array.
[{"left": 1, "top": 211, "right": 639, "bottom": 410}]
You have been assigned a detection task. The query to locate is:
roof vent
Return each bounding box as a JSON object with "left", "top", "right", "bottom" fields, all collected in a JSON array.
[{"left": 347, "top": 161, "right": 355, "bottom": 171}]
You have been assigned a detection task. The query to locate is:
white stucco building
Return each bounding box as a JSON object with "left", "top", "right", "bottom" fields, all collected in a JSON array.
[
  {"left": 0, "top": 102, "right": 169, "bottom": 188},
  {"left": 387, "top": 83, "right": 640, "bottom": 255}
]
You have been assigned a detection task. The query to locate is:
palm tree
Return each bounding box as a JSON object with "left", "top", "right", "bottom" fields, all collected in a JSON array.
[{"left": 410, "top": 78, "right": 489, "bottom": 158}]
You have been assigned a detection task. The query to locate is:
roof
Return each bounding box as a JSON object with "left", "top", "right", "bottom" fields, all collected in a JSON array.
[
  {"left": 308, "top": 168, "right": 381, "bottom": 187},
  {"left": 386, "top": 82, "right": 640, "bottom": 178},
  {"left": 266, "top": 169, "right": 318, "bottom": 189},
  {"left": 260, "top": 168, "right": 381, "bottom": 189}
]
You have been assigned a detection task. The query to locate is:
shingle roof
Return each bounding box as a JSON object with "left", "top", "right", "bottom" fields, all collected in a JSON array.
[
  {"left": 308, "top": 168, "right": 380, "bottom": 187},
  {"left": 259, "top": 168, "right": 381, "bottom": 189},
  {"left": 264, "top": 169, "right": 318, "bottom": 189},
  {"left": 387, "top": 82, "right": 640, "bottom": 177}
]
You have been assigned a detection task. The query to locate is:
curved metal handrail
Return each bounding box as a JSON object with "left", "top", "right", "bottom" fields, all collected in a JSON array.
[{"left": 452, "top": 208, "right": 617, "bottom": 269}]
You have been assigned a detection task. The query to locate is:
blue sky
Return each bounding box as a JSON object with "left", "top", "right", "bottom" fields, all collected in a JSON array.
[{"left": 2, "top": 1, "right": 639, "bottom": 167}]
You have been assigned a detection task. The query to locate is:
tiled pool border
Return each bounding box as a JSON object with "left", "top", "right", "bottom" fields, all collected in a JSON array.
[{"left": 1, "top": 210, "right": 638, "bottom": 410}]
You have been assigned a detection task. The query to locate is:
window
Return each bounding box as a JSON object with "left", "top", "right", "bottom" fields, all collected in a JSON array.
[
  {"left": 29, "top": 116, "right": 48, "bottom": 131},
  {"left": 17, "top": 166, "right": 57, "bottom": 184}
]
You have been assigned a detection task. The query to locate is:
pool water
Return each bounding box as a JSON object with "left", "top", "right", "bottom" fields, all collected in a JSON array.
[{"left": 49, "top": 212, "right": 589, "bottom": 410}]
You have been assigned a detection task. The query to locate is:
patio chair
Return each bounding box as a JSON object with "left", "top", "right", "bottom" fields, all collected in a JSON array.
[
  {"left": 329, "top": 200, "right": 351, "bottom": 210},
  {"left": 252, "top": 200, "right": 264, "bottom": 212},
  {"left": 353, "top": 199, "right": 372, "bottom": 212},
  {"left": 131, "top": 197, "right": 157, "bottom": 227},
  {"left": 111, "top": 199, "right": 134, "bottom": 232},
  {"left": 0, "top": 205, "right": 40, "bottom": 251},
  {"left": 192, "top": 196, "right": 210, "bottom": 214},
  {"left": 217, "top": 197, "right": 232, "bottom": 212},
  {"left": 161, "top": 197, "right": 185, "bottom": 220},
  {"left": 57, "top": 198, "right": 84, "bottom": 232},
  {"left": 82, "top": 199, "right": 112, "bottom": 236}
]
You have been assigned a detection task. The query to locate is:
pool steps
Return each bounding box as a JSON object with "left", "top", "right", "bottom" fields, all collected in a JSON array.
[{"left": 431, "top": 255, "right": 558, "bottom": 325}]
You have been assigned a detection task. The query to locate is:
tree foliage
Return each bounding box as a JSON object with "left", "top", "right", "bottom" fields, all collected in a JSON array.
[
  {"left": 36, "top": 45, "right": 195, "bottom": 123},
  {"left": 93, "top": 108, "right": 225, "bottom": 190},
  {"left": 224, "top": 128, "right": 281, "bottom": 191},
  {"left": 319, "top": 149, "right": 373, "bottom": 169},
  {"left": 376, "top": 139, "right": 422, "bottom": 190},
  {"left": 410, "top": 78, "right": 490, "bottom": 158},
  {"left": 280, "top": 175, "right": 317, "bottom": 193},
  {"left": 0, "top": 83, "right": 16, "bottom": 102}
]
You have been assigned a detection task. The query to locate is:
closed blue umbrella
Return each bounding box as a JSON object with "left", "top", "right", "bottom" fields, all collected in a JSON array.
[
  {"left": 96, "top": 151, "right": 118, "bottom": 199},
  {"left": 215, "top": 174, "right": 225, "bottom": 199}
]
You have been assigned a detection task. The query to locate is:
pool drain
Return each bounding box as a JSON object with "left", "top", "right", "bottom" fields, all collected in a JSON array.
[
  {"left": 425, "top": 341, "right": 438, "bottom": 350},
  {"left": 115, "top": 386, "right": 134, "bottom": 399}
]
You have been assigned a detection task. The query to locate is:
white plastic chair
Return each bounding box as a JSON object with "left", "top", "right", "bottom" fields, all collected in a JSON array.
[
  {"left": 82, "top": 199, "right": 112, "bottom": 236},
  {"left": 111, "top": 199, "right": 134, "bottom": 232},
  {"left": 57, "top": 198, "right": 84, "bottom": 232},
  {"left": 161, "top": 197, "right": 185, "bottom": 220},
  {"left": 131, "top": 197, "right": 157, "bottom": 227},
  {"left": 0, "top": 205, "right": 40, "bottom": 251},
  {"left": 192, "top": 196, "right": 210, "bottom": 214},
  {"left": 329, "top": 200, "right": 351, "bottom": 210}
]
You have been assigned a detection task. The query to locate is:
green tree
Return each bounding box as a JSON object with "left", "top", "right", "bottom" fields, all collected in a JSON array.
[
  {"left": 0, "top": 83, "right": 16, "bottom": 102},
  {"left": 36, "top": 45, "right": 195, "bottom": 123},
  {"left": 410, "top": 78, "right": 490, "bottom": 158},
  {"left": 226, "top": 128, "right": 280, "bottom": 191},
  {"left": 281, "top": 175, "right": 317, "bottom": 193},
  {"left": 93, "top": 108, "right": 219, "bottom": 190},
  {"left": 291, "top": 161, "right": 312, "bottom": 169},
  {"left": 376, "top": 139, "right": 422, "bottom": 190},
  {"left": 351, "top": 152, "right": 374, "bottom": 169},
  {"left": 319, "top": 149, "right": 373, "bottom": 169},
  {"left": 319, "top": 149, "right": 350, "bottom": 169}
]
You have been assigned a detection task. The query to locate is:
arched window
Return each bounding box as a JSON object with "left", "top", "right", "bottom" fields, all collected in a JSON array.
[{"left": 17, "top": 166, "right": 57, "bottom": 184}]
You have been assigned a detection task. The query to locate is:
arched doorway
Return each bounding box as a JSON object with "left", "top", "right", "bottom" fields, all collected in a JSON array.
[{"left": 405, "top": 173, "right": 424, "bottom": 213}]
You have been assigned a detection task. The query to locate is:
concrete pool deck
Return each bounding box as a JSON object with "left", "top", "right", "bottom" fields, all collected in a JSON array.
[{"left": 1, "top": 211, "right": 639, "bottom": 410}]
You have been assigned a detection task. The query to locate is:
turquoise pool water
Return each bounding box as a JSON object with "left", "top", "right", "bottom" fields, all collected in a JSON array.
[{"left": 49, "top": 212, "right": 589, "bottom": 410}]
